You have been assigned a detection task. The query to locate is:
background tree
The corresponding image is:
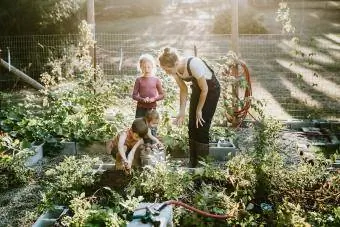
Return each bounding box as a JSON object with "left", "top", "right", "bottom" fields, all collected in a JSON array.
[{"left": 0, "top": 0, "right": 86, "bottom": 35}]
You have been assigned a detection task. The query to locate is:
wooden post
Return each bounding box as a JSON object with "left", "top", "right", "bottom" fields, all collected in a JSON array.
[
  {"left": 231, "top": 0, "right": 239, "bottom": 127},
  {"left": 231, "top": 0, "right": 239, "bottom": 55},
  {"left": 194, "top": 45, "right": 197, "bottom": 57},
  {"left": 0, "top": 59, "right": 44, "bottom": 90}
]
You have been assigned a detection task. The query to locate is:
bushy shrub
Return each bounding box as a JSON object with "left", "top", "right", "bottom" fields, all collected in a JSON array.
[
  {"left": 41, "top": 155, "right": 101, "bottom": 208},
  {"left": 96, "top": 0, "right": 165, "bottom": 20},
  {"left": 213, "top": 8, "right": 267, "bottom": 34},
  {"left": 0, "top": 134, "right": 33, "bottom": 192}
]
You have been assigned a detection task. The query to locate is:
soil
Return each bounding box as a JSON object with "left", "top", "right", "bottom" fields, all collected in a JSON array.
[{"left": 91, "top": 169, "right": 133, "bottom": 195}]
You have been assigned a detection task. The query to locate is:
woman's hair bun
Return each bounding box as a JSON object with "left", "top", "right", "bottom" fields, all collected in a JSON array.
[{"left": 163, "top": 47, "right": 171, "bottom": 54}]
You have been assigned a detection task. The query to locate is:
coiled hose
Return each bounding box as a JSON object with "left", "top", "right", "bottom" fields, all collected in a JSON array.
[
  {"left": 157, "top": 200, "right": 234, "bottom": 220},
  {"left": 224, "top": 62, "right": 252, "bottom": 128}
]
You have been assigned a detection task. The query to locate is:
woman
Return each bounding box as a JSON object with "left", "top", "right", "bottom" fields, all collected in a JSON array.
[{"left": 158, "top": 47, "right": 220, "bottom": 167}]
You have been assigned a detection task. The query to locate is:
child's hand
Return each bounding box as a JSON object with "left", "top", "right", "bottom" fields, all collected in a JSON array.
[
  {"left": 149, "top": 97, "right": 155, "bottom": 103},
  {"left": 123, "top": 160, "right": 131, "bottom": 174},
  {"left": 157, "top": 143, "right": 165, "bottom": 150},
  {"left": 144, "top": 97, "right": 150, "bottom": 103}
]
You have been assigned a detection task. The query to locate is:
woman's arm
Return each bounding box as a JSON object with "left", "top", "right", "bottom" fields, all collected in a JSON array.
[
  {"left": 173, "top": 73, "right": 188, "bottom": 126},
  {"left": 195, "top": 77, "right": 208, "bottom": 127}
]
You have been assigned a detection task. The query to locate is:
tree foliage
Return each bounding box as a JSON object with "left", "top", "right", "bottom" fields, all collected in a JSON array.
[{"left": 0, "top": 0, "right": 86, "bottom": 35}]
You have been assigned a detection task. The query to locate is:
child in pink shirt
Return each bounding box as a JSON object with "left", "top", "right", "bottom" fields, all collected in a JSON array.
[{"left": 132, "top": 54, "right": 165, "bottom": 118}]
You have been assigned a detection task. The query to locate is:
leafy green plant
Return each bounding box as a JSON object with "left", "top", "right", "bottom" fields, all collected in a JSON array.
[
  {"left": 0, "top": 133, "right": 33, "bottom": 192},
  {"left": 60, "top": 187, "right": 143, "bottom": 226},
  {"left": 213, "top": 7, "right": 267, "bottom": 34},
  {"left": 127, "top": 163, "right": 194, "bottom": 201},
  {"left": 41, "top": 155, "right": 101, "bottom": 209},
  {"left": 159, "top": 110, "right": 189, "bottom": 156}
]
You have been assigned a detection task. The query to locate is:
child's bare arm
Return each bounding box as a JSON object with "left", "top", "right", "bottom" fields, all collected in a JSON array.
[
  {"left": 117, "top": 132, "right": 128, "bottom": 163},
  {"left": 126, "top": 139, "right": 143, "bottom": 167},
  {"left": 147, "top": 128, "right": 161, "bottom": 145}
]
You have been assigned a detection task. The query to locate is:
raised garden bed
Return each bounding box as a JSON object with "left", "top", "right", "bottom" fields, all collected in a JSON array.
[
  {"left": 32, "top": 206, "right": 69, "bottom": 227},
  {"left": 209, "top": 138, "right": 237, "bottom": 161},
  {"left": 25, "top": 142, "right": 44, "bottom": 167}
]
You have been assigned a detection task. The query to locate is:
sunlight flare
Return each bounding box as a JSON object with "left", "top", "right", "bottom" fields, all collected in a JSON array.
[
  {"left": 280, "top": 77, "right": 322, "bottom": 108},
  {"left": 276, "top": 59, "right": 340, "bottom": 100},
  {"left": 252, "top": 82, "right": 291, "bottom": 119},
  {"left": 280, "top": 39, "right": 335, "bottom": 65}
]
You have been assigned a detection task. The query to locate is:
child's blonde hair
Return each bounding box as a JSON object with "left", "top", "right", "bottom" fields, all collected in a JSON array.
[
  {"left": 144, "top": 109, "right": 160, "bottom": 122},
  {"left": 137, "top": 53, "right": 157, "bottom": 74}
]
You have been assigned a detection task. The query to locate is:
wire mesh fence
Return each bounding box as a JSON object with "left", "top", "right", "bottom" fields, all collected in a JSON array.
[{"left": 0, "top": 33, "right": 339, "bottom": 119}]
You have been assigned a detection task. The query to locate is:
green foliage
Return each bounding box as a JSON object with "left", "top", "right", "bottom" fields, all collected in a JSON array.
[
  {"left": 214, "top": 52, "right": 265, "bottom": 126},
  {"left": 159, "top": 110, "right": 189, "bottom": 156},
  {"left": 0, "top": 133, "right": 33, "bottom": 192},
  {"left": 60, "top": 188, "right": 143, "bottom": 226},
  {"left": 253, "top": 118, "right": 283, "bottom": 157},
  {"left": 156, "top": 73, "right": 189, "bottom": 156},
  {"left": 41, "top": 155, "right": 101, "bottom": 208},
  {"left": 213, "top": 8, "right": 267, "bottom": 34},
  {"left": 127, "top": 163, "right": 194, "bottom": 201},
  {"left": 0, "top": 92, "right": 49, "bottom": 142},
  {"left": 0, "top": 0, "right": 86, "bottom": 35},
  {"left": 96, "top": 0, "right": 165, "bottom": 20},
  {"left": 276, "top": 199, "right": 309, "bottom": 226},
  {"left": 0, "top": 22, "right": 121, "bottom": 145},
  {"left": 180, "top": 184, "right": 238, "bottom": 227},
  {"left": 210, "top": 126, "right": 235, "bottom": 143}
]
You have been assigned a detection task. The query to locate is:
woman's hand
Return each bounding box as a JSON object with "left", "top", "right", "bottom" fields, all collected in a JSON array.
[
  {"left": 196, "top": 109, "right": 205, "bottom": 128},
  {"left": 175, "top": 112, "right": 185, "bottom": 126}
]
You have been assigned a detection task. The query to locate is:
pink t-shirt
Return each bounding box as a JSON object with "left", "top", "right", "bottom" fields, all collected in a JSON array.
[{"left": 132, "top": 76, "right": 165, "bottom": 108}]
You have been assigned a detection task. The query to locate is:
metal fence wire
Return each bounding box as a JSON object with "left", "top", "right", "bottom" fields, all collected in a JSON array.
[{"left": 0, "top": 33, "right": 339, "bottom": 119}]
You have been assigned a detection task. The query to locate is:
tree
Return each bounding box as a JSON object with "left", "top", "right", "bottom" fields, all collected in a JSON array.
[{"left": 0, "top": 0, "right": 86, "bottom": 35}]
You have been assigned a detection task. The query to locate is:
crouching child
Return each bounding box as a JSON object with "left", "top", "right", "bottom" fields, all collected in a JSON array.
[{"left": 107, "top": 118, "right": 148, "bottom": 174}]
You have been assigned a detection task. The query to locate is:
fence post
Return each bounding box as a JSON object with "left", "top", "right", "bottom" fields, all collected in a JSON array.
[
  {"left": 231, "top": 0, "right": 239, "bottom": 55},
  {"left": 231, "top": 0, "right": 240, "bottom": 127}
]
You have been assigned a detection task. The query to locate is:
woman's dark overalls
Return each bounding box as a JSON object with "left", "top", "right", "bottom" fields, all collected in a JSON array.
[{"left": 184, "top": 57, "right": 221, "bottom": 167}]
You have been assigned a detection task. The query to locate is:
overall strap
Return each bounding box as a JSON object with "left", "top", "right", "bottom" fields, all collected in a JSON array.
[
  {"left": 186, "top": 57, "right": 194, "bottom": 77},
  {"left": 200, "top": 59, "right": 215, "bottom": 75},
  {"left": 187, "top": 57, "right": 214, "bottom": 77}
]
